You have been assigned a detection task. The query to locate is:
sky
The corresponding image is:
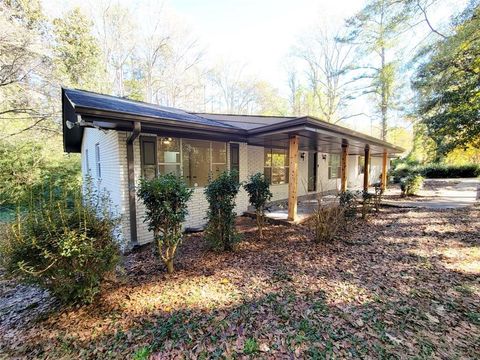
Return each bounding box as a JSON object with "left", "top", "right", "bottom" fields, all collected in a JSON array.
[
  {"left": 42, "top": 0, "right": 366, "bottom": 89},
  {"left": 41, "top": 0, "right": 466, "bottom": 135}
]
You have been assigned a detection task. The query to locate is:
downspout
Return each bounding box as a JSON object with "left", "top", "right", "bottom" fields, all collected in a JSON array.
[{"left": 127, "top": 121, "right": 141, "bottom": 247}]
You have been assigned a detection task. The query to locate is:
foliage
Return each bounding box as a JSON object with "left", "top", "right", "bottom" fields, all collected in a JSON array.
[
  {"left": 312, "top": 196, "right": 345, "bottom": 244},
  {"left": 361, "top": 190, "right": 374, "bottom": 219},
  {"left": 391, "top": 162, "right": 480, "bottom": 182},
  {"left": 0, "top": 139, "right": 81, "bottom": 207},
  {"left": 413, "top": 4, "right": 480, "bottom": 154},
  {"left": 53, "top": 7, "right": 103, "bottom": 89},
  {"left": 204, "top": 171, "right": 240, "bottom": 251},
  {"left": 339, "top": 190, "right": 359, "bottom": 222},
  {"left": 338, "top": 0, "right": 409, "bottom": 140},
  {"left": 137, "top": 174, "right": 193, "bottom": 274},
  {"left": 0, "top": 184, "right": 120, "bottom": 304},
  {"left": 421, "top": 164, "right": 480, "bottom": 178},
  {"left": 243, "top": 338, "right": 259, "bottom": 355},
  {"left": 244, "top": 173, "right": 272, "bottom": 239},
  {"left": 400, "top": 175, "right": 424, "bottom": 196}
]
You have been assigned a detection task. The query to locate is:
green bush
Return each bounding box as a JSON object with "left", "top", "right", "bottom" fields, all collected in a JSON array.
[
  {"left": 400, "top": 175, "right": 424, "bottom": 196},
  {"left": 244, "top": 173, "right": 272, "bottom": 239},
  {"left": 339, "top": 190, "right": 359, "bottom": 221},
  {"left": 421, "top": 164, "right": 480, "bottom": 178},
  {"left": 390, "top": 162, "right": 479, "bottom": 182},
  {"left": 204, "top": 171, "right": 240, "bottom": 251},
  {"left": 137, "top": 174, "right": 193, "bottom": 274},
  {"left": 0, "top": 185, "right": 120, "bottom": 304}
]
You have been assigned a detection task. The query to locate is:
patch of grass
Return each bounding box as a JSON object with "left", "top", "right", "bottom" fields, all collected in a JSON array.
[
  {"left": 466, "top": 311, "right": 480, "bottom": 325},
  {"left": 243, "top": 337, "right": 259, "bottom": 355},
  {"left": 455, "top": 284, "right": 475, "bottom": 295},
  {"left": 133, "top": 346, "right": 151, "bottom": 360}
]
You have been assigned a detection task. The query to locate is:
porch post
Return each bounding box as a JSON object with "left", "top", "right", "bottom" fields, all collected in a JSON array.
[
  {"left": 340, "top": 142, "right": 348, "bottom": 192},
  {"left": 363, "top": 145, "right": 370, "bottom": 192},
  {"left": 381, "top": 149, "right": 388, "bottom": 191},
  {"left": 288, "top": 135, "right": 299, "bottom": 221}
]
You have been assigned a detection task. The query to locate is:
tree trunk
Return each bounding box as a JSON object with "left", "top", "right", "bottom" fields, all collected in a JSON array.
[
  {"left": 256, "top": 212, "right": 263, "bottom": 239},
  {"left": 166, "top": 258, "right": 174, "bottom": 274}
]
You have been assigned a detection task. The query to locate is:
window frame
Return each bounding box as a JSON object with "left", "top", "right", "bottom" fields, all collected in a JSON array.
[
  {"left": 139, "top": 135, "right": 228, "bottom": 188},
  {"left": 85, "top": 148, "right": 90, "bottom": 175},
  {"left": 328, "top": 154, "right": 341, "bottom": 179},
  {"left": 95, "top": 143, "right": 101, "bottom": 179},
  {"left": 264, "top": 147, "right": 289, "bottom": 185},
  {"left": 358, "top": 155, "right": 365, "bottom": 175}
]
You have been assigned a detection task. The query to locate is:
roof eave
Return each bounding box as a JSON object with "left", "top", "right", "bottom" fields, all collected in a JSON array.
[{"left": 74, "top": 106, "right": 247, "bottom": 135}]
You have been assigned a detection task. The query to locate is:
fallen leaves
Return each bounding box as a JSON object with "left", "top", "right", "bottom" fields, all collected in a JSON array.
[{"left": 0, "top": 206, "right": 479, "bottom": 358}]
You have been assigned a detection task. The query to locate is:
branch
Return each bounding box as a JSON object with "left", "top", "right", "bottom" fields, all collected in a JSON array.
[{"left": 417, "top": 0, "right": 447, "bottom": 39}]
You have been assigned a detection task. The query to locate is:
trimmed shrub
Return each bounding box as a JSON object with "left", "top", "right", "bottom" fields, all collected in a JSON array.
[
  {"left": 244, "top": 173, "right": 272, "bottom": 239},
  {"left": 391, "top": 163, "right": 479, "bottom": 182},
  {"left": 137, "top": 174, "right": 193, "bottom": 274},
  {"left": 400, "top": 175, "right": 424, "bottom": 196},
  {"left": 0, "top": 186, "right": 120, "bottom": 304},
  {"left": 421, "top": 164, "right": 480, "bottom": 178},
  {"left": 204, "top": 171, "right": 240, "bottom": 251}
]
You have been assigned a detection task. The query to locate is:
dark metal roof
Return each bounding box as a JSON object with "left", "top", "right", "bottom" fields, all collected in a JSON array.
[
  {"left": 64, "top": 88, "right": 236, "bottom": 129},
  {"left": 62, "top": 88, "right": 405, "bottom": 155},
  {"left": 193, "top": 112, "right": 296, "bottom": 130}
]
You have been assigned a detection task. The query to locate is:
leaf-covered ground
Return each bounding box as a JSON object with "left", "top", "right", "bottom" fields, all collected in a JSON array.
[{"left": 1, "top": 206, "right": 479, "bottom": 359}]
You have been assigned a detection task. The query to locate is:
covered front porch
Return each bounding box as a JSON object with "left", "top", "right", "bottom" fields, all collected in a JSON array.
[{"left": 247, "top": 116, "right": 403, "bottom": 222}]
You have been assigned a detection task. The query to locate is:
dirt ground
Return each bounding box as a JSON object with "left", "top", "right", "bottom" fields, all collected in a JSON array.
[{"left": 1, "top": 204, "right": 479, "bottom": 359}]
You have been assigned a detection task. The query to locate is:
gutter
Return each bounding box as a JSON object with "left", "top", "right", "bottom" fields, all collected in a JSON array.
[{"left": 126, "top": 122, "right": 141, "bottom": 247}]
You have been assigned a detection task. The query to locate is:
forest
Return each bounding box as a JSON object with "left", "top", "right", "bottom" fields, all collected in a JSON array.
[{"left": 0, "top": 0, "right": 479, "bottom": 211}]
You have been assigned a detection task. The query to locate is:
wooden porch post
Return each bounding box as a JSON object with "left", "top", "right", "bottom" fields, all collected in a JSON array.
[
  {"left": 288, "top": 135, "right": 299, "bottom": 221},
  {"left": 381, "top": 149, "right": 388, "bottom": 191},
  {"left": 340, "top": 142, "right": 348, "bottom": 192},
  {"left": 363, "top": 145, "right": 370, "bottom": 192}
]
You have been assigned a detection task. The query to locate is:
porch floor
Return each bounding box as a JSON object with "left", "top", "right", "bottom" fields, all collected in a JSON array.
[{"left": 245, "top": 195, "right": 339, "bottom": 225}]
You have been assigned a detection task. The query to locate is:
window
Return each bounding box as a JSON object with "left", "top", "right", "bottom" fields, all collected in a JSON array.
[
  {"left": 358, "top": 156, "right": 365, "bottom": 175},
  {"left": 141, "top": 137, "right": 157, "bottom": 179},
  {"left": 95, "top": 143, "right": 101, "bottom": 179},
  {"left": 85, "top": 149, "right": 90, "bottom": 175},
  {"left": 182, "top": 139, "right": 227, "bottom": 187},
  {"left": 158, "top": 137, "right": 181, "bottom": 176},
  {"left": 230, "top": 143, "right": 240, "bottom": 183},
  {"left": 264, "top": 148, "right": 289, "bottom": 185},
  {"left": 140, "top": 136, "right": 227, "bottom": 187},
  {"left": 328, "top": 154, "right": 341, "bottom": 179}
]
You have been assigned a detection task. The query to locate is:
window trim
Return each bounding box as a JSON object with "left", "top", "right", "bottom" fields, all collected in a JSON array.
[
  {"left": 95, "top": 143, "right": 101, "bottom": 179},
  {"left": 264, "top": 147, "right": 289, "bottom": 185},
  {"left": 85, "top": 148, "right": 90, "bottom": 175},
  {"left": 358, "top": 155, "right": 365, "bottom": 175},
  {"left": 328, "top": 154, "right": 341, "bottom": 179},
  {"left": 140, "top": 136, "right": 157, "bottom": 179},
  {"left": 140, "top": 135, "right": 228, "bottom": 188}
]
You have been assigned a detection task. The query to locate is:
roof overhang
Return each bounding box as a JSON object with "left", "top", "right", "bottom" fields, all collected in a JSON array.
[
  {"left": 62, "top": 89, "right": 248, "bottom": 152},
  {"left": 62, "top": 88, "right": 404, "bottom": 155},
  {"left": 246, "top": 116, "right": 404, "bottom": 156}
]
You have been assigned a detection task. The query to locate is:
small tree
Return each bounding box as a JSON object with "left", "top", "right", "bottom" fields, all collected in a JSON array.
[
  {"left": 244, "top": 173, "right": 272, "bottom": 239},
  {"left": 204, "top": 171, "right": 240, "bottom": 251},
  {"left": 137, "top": 174, "right": 193, "bottom": 273}
]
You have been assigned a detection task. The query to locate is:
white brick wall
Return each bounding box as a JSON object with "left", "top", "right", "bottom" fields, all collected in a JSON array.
[
  {"left": 81, "top": 128, "right": 129, "bottom": 249},
  {"left": 82, "top": 131, "right": 390, "bottom": 247}
]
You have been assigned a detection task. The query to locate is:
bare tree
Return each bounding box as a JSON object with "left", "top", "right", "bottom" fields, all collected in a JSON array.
[{"left": 292, "top": 27, "right": 356, "bottom": 123}]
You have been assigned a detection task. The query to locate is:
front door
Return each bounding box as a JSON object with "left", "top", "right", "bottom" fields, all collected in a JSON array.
[{"left": 308, "top": 152, "right": 317, "bottom": 192}]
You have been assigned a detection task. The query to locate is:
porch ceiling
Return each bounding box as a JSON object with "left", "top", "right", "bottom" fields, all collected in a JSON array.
[{"left": 247, "top": 117, "right": 404, "bottom": 157}]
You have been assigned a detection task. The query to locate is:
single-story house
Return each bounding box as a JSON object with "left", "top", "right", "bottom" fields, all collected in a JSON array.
[{"left": 62, "top": 88, "right": 404, "bottom": 248}]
